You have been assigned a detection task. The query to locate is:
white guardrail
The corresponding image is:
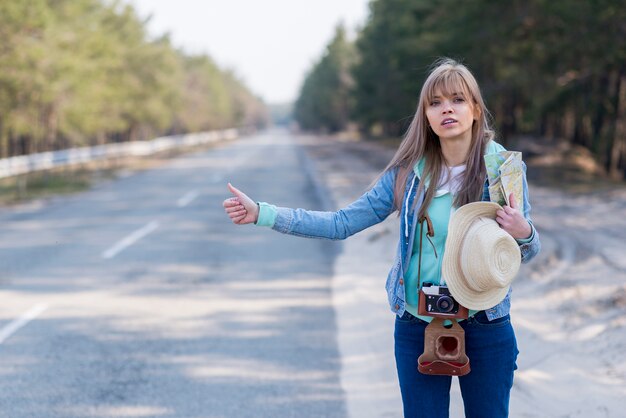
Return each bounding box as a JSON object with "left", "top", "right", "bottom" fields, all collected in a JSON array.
[{"left": 0, "top": 128, "right": 239, "bottom": 179}]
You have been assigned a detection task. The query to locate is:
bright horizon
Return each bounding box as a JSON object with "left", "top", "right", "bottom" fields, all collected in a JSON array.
[{"left": 128, "top": 0, "right": 370, "bottom": 104}]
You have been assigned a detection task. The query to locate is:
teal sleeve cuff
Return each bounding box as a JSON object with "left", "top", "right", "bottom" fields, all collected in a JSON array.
[
  {"left": 516, "top": 221, "right": 535, "bottom": 244},
  {"left": 255, "top": 202, "right": 278, "bottom": 227}
]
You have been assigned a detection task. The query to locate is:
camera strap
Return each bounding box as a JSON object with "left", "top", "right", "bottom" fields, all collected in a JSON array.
[
  {"left": 417, "top": 214, "right": 435, "bottom": 291},
  {"left": 416, "top": 212, "right": 471, "bottom": 377}
]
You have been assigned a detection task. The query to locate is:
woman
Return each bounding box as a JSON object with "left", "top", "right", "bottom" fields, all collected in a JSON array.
[{"left": 222, "top": 58, "right": 541, "bottom": 418}]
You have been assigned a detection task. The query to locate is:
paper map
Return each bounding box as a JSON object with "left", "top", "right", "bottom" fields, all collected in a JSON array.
[{"left": 484, "top": 151, "right": 524, "bottom": 213}]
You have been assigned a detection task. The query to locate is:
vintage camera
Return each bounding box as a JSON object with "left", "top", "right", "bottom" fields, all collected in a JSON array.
[{"left": 418, "top": 283, "right": 468, "bottom": 319}]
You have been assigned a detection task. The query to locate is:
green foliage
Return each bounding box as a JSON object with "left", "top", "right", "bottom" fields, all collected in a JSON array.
[
  {"left": 352, "top": 0, "right": 440, "bottom": 136},
  {"left": 294, "top": 24, "right": 356, "bottom": 133},
  {"left": 299, "top": 0, "right": 626, "bottom": 177},
  {"left": 268, "top": 102, "right": 294, "bottom": 126},
  {"left": 0, "top": 0, "right": 267, "bottom": 158}
]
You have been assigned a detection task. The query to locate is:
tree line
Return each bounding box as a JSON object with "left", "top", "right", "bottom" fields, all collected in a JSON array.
[
  {"left": 295, "top": 0, "right": 626, "bottom": 179},
  {"left": 0, "top": 0, "right": 268, "bottom": 159}
]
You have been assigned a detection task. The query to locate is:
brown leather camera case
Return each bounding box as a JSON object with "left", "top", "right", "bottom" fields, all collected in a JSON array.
[{"left": 418, "top": 318, "right": 471, "bottom": 376}]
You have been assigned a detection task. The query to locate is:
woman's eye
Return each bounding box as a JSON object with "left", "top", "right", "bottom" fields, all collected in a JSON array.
[
  {"left": 430, "top": 101, "right": 440, "bottom": 106},
  {"left": 454, "top": 97, "right": 465, "bottom": 102}
]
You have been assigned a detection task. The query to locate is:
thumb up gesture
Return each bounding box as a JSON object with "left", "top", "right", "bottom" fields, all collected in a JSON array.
[{"left": 223, "top": 183, "right": 259, "bottom": 225}]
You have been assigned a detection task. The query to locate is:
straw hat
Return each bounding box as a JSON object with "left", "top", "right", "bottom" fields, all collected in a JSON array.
[{"left": 442, "top": 202, "right": 521, "bottom": 310}]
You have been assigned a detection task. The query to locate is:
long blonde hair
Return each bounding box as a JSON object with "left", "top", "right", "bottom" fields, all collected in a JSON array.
[{"left": 383, "top": 58, "right": 495, "bottom": 219}]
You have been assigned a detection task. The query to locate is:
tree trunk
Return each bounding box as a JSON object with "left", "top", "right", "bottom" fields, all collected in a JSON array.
[
  {"left": 572, "top": 107, "right": 584, "bottom": 147},
  {"left": 44, "top": 104, "right": 58, "bottom": 152},
  {"left": 591, "top": 71, "right": 614, "bottom": 147},
  {"left": 609, "top": 72, "right": 626, "bottom": 179},
  {"left": 563, "top": 107, "right": 576, "bottom": 143},
  {"left": 0, "top": 118, "right": 6, "bottom": 158},
  {"left": 9, "top": 130, "right": 16, "bottom": 157}
]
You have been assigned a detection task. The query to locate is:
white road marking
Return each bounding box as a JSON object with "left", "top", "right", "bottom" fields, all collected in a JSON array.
[
  {"left": 0, "top": 304, "right": 49, "bottom": 345},
  {"left": 102, "top": 221, "right": 160, "bottom": 259},
  {"left": 177, "top": 190, "right": 199, "bottom": 207}
]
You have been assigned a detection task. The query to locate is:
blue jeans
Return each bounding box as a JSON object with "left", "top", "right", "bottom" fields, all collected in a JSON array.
[{"left": 394, "top": 311, "right": 519, "bottom": 418}]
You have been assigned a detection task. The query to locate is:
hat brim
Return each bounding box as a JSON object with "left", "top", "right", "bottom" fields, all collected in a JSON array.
[{"left": 443, "top": 202, "right": 518, "bottom": 311}]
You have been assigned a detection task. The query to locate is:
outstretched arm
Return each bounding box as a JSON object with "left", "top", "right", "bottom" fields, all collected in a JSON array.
[{"left": 222, "top": 168, "right": 398, "bottom": 240}]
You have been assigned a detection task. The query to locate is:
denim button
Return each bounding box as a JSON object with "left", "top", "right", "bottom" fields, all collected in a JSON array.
[
  {"left": 399, "top": 278, "right": 404, "bottom": 285},
  {"left": 395, "top": 304, "right": 400, "bottom": 310}
]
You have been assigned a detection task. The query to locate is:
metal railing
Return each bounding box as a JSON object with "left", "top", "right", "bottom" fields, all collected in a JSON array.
[{"left": 0, "top": 129, "right": 238, "bottom": 179}]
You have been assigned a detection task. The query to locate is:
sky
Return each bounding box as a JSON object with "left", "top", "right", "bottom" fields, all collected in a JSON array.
[{"left": 127, "top": 0, "right": 371, "bottom": 104}]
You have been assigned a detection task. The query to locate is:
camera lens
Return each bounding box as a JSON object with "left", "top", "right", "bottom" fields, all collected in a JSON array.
[{"left": 436, "top": 296, "right": 455, "bottom": 313}]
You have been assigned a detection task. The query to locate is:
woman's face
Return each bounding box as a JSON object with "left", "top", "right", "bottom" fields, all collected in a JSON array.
[{"left": 425, "top": 90, "right": 478, "bottom": 143}]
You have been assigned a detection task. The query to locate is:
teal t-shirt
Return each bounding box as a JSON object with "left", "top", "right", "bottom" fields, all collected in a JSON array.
[
  {"left": 253, "top": 140, "right": 533, "bottom": 321},
  {"left": 403, "top": 162, "right": 479, "bottom": 322}
]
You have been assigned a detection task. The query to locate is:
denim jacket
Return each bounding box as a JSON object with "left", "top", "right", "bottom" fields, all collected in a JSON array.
[{"left": 266, "top": 145, "right": 541, "bottom": 320}]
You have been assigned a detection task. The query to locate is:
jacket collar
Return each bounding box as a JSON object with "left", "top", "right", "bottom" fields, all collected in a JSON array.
[
  {"left": 413, "top": 158, "right": 450, "bottom": 197},
  {"left": 412, "top": 140, "right": 500, "bottom": 193}
]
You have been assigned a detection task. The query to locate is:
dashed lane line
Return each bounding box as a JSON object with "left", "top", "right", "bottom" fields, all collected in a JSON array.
[
  {"left": 177, "top": 190, "right": 199, "bottom": 208},
  {"left": 0, "top": 304, "right": 49, "bottom": 345},
  {"left": 101, "top": 221, "right": 160, "bottom": 259}
]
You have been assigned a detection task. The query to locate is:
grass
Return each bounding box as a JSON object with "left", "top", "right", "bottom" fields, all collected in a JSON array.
[
  {"left": 0, "top": 141, "right": 225, "bottom": 206},
  {"left": 331, "top": 131, "right": 626, "bottom": 194},
  {"left": 0, "top": 165, "right": 113, "bottom": 205},
  {"left": 524, "top": 164, "right": 626, "bottom": 194}
]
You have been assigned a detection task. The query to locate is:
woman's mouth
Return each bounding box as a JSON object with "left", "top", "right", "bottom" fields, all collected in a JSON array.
[{"left": 441, "top": 118, "right": 457, "bottom": 126}]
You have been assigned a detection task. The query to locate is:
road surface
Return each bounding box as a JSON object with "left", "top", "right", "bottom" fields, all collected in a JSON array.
[{"left": 1, "top": 129, "right": 624, "bottom": 417}]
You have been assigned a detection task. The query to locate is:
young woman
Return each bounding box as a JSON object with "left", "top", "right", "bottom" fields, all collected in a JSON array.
[{"left": 222, "top": 58, "right": 541, "bottom": 418}]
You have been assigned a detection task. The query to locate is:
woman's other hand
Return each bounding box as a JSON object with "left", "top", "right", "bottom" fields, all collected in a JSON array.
[
  {"left": 496, "top": 194, "right": 532, "bottom": 240},
  {"left": 223, "top": 183, "right": 259, "bottom": 225}
]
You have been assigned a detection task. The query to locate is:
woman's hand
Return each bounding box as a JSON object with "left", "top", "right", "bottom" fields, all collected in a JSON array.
[
  {"left": 223, "top": 183, "right": 259, "bottom": 225},
  {"left": 496, "top": 194, "right": 532, "bottom": 240}
]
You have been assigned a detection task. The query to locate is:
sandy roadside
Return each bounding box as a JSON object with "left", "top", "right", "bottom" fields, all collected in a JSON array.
[{"left": 296, "top": 134, "right": 626, "bottom": 418}]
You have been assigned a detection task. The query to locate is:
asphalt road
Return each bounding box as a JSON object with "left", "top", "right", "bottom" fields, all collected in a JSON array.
[
  {"left": 3, "top": 129, "right": 624, "bottom": 418},
  {"left": 0, "top": 131, "right": 346, "bottom": 418}
]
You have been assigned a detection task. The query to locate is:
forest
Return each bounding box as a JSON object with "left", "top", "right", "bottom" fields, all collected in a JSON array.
[
  {"left": 294, "top": 0, "right": 626, "bottom": 179},
  {"left": 0, "top": 0, "right": 268, "bottom": 159}
]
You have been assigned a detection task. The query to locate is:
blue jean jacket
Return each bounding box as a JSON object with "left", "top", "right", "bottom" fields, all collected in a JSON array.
[{"left": 269, "top": 160, "right": 541, "bottom": 320}]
